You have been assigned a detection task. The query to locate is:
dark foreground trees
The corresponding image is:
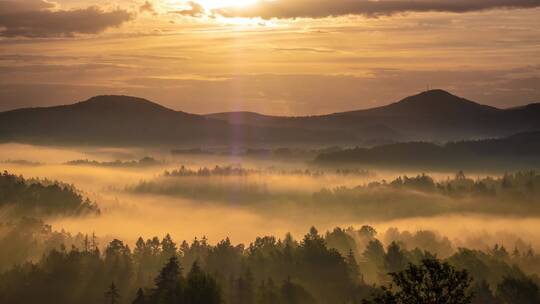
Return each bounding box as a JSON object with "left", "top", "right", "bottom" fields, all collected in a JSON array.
[
  {"left": 365, "top": 258, "right": 473, "bottom": 304},
  {"left": 0, "top": 171, "right": 99, "bottom": 216},
  {"left": 1, "top": 225, "right": 539, "bottom": 304},
  {"left": 106, "top": 282, "right": 121, "bottom": 304},
  {"left": 138, "top": 256, "right": 221, "bottom": 304},
  {"left": 496, "top": 276, "right": 540, "bottom": 304}
]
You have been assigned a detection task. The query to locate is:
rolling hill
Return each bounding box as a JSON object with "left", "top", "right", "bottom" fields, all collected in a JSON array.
[
  {"left": 0, "top": 90, "right": 538, "bottom": 146},
  {"left": 314, "top": 131, "right": 540, "bottom": 170},
  {"left": 0, "top": 95, "right": 379, "bottom": 146},
  {"left": 208, "top": 90, "right": 540, "bottom": 141}
]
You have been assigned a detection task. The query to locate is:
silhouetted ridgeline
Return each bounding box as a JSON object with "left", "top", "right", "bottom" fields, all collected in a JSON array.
[
  {"left": 170, "top": 146, "right": 343, "bottom": 160},
  {"left": 315, "top": 131, "right": 540, "bottom": 170},
  {"left": 65, "top": 156, "right": 163, "bottom": 168},
  {"left": 207, "top": 89, "right": 540, "bottom": 142},
  {"left": 0, "top": 171, "right": 99, "bottom": 217},
  {"left": 1, "top": 90, "right": 539, "bottom": 146}
]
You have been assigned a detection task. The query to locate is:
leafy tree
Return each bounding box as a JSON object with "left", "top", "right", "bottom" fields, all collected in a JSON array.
[
  {"left": 496, "top": 276, "right": 540, "bottom": 304},
  {"left": 358, "top": 226, "right": 377, "bottom": 239},
  {"left": 257, "top": 278, "right": 279, "bottom": 304},
  {"left": 384, "top": 242, "right": 408, "bottom": 274},
  {"left": 471, "top": 280, "right": 498, "bottom": 304},
  {"left": 363, "top": 239, "right": 385, "bottom": 268},
  {"left": 325, "top": 227, "right": 358, "bottom": 257},
  {"left": 280, "top": 277, "right": 316, "bottom": 304},
  {"left": 0, "top": 171, "right": 99, "bottom": 216},
  {"left": 365, "top": 258, "right": 472, "bottom": 304},
  {"left": 346, "top": 249, "right": 361, "bottom": 282}
]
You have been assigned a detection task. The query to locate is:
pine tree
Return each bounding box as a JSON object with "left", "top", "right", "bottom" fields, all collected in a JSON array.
[
  {"left": 151, "top": 256, "right": 183, "bottom": 304},
  {"left": 234, "top": 268, "right": 254, "bottom": 304},
  {"left": 105, "top": 282, "right": 120, "bottom": 304},
  {"left": 185, "top": 261, "right": 221, "bottom": 304},
  {"left": 161, "top": 234, "right": 177, "bottom": 260},
  {"left": 132, "top": 288, "right": 146, "bottom": 304}
]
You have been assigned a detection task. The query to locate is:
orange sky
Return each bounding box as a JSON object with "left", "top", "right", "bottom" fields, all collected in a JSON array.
[{"left": 0, "top": 0, "right": 539, "bottom": 115}]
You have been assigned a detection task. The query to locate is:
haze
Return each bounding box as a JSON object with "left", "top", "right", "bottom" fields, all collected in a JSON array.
[
  {"left": 1, "top": 0, "right": 539, "bottom": 115},
  {"left": 2, "top": 2, "right": 540, "bottom": 303}
]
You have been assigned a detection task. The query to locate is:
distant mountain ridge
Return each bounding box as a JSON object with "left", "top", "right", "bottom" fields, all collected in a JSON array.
[
  {"left": 208, "top": 90, "right": 540, "bottom": 141},
  {"left": 315, "top": 131, "right": 540, "bottom": 170},
  {"left": 0, "top": 90, "right": 538, "bottom": 146}
]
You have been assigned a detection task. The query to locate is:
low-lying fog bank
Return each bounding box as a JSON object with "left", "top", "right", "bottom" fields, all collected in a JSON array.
[{"left": 2, "top": 143, "right": 540, "bottom": 252}]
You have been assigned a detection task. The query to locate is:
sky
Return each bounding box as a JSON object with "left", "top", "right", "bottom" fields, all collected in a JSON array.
[{"left": 0, "top": 0, "right": 539, "bottom": 115}]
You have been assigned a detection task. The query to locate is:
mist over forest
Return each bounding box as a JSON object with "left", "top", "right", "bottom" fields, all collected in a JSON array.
[
  {"left": 1, "top": 0, "right": 539, "bottom": 298},
  {"left": 1, "top": 134, "right": 540, "bottom": 304},
  {"left": 0, "top": 86, "right": 539, "bottom": 304}
]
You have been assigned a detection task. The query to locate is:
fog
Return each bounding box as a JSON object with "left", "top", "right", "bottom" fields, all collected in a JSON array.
[{"left": 0, "top": 143, "right": 538, "bottom": 253}]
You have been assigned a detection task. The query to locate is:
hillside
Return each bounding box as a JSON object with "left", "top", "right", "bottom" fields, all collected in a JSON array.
[
  {"left": 209, "top": 90, "right": 540, "bottom": 141},
  {"left": 0, "top": 95, "right": 375, "bottom": 146},
  {"left": 0, "top": 90, "right": 538, "bottom": 146},
  {"left": 0, "top": 95, "right": 217, "bottom": 145},
  {"left": 314, "top": 131, "right": 540, "bottom": 170}
]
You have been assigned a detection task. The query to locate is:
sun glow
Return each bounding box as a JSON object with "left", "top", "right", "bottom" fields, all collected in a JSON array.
[{"left": 197, "top": 0, "right": 257, "bottom": 9}]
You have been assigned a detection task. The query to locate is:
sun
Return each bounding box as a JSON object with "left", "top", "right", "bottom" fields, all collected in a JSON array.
[{"left": 197, "top": 0, "right": 257, "bottom": 9}]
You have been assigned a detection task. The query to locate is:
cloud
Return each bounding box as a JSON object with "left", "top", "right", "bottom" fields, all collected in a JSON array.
[
  {"left": 0, "top": 0, "right": 55, "bottom": 13},
  {"left": 215, "top": 0, "right": 540, "bottom": 19},
  {"left": 169, "top": 1, "right": 205, "bottom": 17},
  {"left": 272, "top": 47, "right": 338, "bottom": 53},
  {"left": 139, "top": 0, "right": 156, "bottom": 15},
  {"left": 0, "top": 0, "right": 133, "bottom": 37}
]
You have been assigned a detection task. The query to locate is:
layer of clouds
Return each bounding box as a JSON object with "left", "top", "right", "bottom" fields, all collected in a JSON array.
[
  {"left": 169, "top": 1, "right": 205, "bottom": 17},
  {"left": 0, "top": 0, "right": 133, "bottom": 37},
  {"left": 0, "top": 0, "right": 55, "bottom": 12},
  {"left": 216, "top": 0, "right": 540, "bottom": 19},
  {"left": 139, "top": 1, "right": 156, "bottom": 15}
]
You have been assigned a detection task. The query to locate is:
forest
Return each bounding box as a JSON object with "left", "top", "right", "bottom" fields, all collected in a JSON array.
[
  {"left": 1, "top": 0, "right": 539, "bottom": 300},
  {"left": 315, "top": 131, "right": 540, "bottom": 170},
  {"left": 132, "top": 168, "right": 540, "bottom": 218},
  {"left": 1, "top": 143, "right": 540, "bottom": 303},
  {"left": 0, "top": 171, "right": 99, "bottom": 217},
  {"left": 1, "top": 219, "right": 540, "bottom": 304}
]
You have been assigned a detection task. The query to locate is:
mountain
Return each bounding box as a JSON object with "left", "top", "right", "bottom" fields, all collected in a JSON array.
[
  {"left": 0, "top": 90, "right": 539, "bottom": 146},
  {"left": 0, "top": 95, "right": 221, "bottom": 145},
  {"left": 0, "top": 95, "right": 380, "bottom": 146},
  {"left": 208, "top": 90, "right": 540, "bottom": 141},
  {"left": 337, "top": 89, "right": 500, "bottom": 116},
  {"left": 314, "top": 131, "right": 540, "bottom": 170}
]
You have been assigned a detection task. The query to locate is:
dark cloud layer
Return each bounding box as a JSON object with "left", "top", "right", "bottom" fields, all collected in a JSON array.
[
  {"left": 216, "top": 0, "right": 540, "bottom": 19},
  {"left": 0, "top": 0, "right": 55, "bottom": 13},
  {"left": 0, "top": 0, "right": 133, "bottom": 37}
]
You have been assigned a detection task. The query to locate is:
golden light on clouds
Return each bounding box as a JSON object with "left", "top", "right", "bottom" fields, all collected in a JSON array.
[
  {"left": 198, "top": 0, "right": 257, "bottom": 9},
  {"left": 166, "top": 0, "right": 258, "bottom": 14},
  {"left": 0, "top": 0, "right": 538, "bottom": 114}
]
